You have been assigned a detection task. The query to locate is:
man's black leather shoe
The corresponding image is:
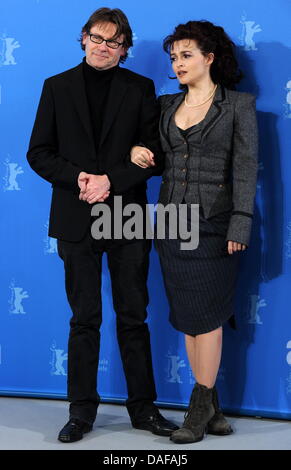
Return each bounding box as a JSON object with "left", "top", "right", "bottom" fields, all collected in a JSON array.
[
  {"left": 132, "top": 412, "right": 179, "bottom": 436},
  {"left": 58, "top": 418, "right": 93, "bottom": 443}
]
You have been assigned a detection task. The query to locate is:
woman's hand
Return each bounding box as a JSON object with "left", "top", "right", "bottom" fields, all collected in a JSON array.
[
  {"left": 130, "top": 146, "right": 155, "bottom": 168},
  {"left": 228, "top": 241, "right": 247, "bottom": 255}
]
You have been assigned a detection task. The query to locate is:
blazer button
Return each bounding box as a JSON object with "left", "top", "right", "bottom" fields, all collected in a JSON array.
[
  {"left": 218, "top": 184, "right": 224, "bottom": 188},
  {"left": 182, "top": 182, "right": 185, "bottom": 186},
  {"left": 183, "top": 154, "right": 188, "bottom": 159},
  {"left": 182, "top": 169, "right": 186, "bottom": 172}
]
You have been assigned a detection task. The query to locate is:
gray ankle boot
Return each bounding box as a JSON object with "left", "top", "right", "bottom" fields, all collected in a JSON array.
[
  {"left": 170, "top": 383, "right": 215, "bottom": 444},
  {"left": 207, "top": 386, "right": 233, "bottom": 435}
]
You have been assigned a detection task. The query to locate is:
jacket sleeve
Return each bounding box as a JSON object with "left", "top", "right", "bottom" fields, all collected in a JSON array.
[
  {"left": 226, "top": 93, "right": 258, "bottom": 246},
  {"left": 27, "top": 79, "right": 82, "bottom": 190},
  {"left": 106, "top": 79, "right": 164, "bottom": 193}
]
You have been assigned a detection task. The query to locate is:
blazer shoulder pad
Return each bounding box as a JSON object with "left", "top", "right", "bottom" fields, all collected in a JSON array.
[
  {"left": 158, "top": 92, "right": 183, "bottom": 110},
  {"left": 118, "top": 66, "right": 153, "bottom": 85},
  {"left": 227, "top": 89, "right": 256, "bottom": 105},
  {"left": 44, "top": 64, "right": 81, "bottom": 83}
]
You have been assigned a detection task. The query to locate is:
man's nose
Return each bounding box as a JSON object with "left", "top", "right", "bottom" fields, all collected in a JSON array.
[{"left": 96, "top": 40, "right": 108, "bottom": 51}]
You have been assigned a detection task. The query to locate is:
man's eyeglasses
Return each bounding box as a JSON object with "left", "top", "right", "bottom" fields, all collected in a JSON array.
[{"left": 89, "top": 33, "right": 124, "bottom": 50}]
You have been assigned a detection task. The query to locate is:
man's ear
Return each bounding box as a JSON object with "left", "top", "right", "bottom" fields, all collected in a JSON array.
[
  {"left": 120, "top": 47, "right": 128, "bottom": 57},
  {"left": 82, "top": 32, "right": 88, "bottom": 47}
]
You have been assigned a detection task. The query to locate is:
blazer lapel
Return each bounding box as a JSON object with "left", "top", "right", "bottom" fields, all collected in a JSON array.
[
  {"left": 200, "top": 85, "right": 229, "bottom": 141},
  {"left": 98, "top": 67, "right": 129, "bottom": 149},
  {"left": 159, "top": 92, "right": 185, "bottom": 151},
  {"left": 67, "top": 63, "right": 95, "bottom": 151},
  {"left": 160, "top": 86, "right": 229, "bottom": 148}
]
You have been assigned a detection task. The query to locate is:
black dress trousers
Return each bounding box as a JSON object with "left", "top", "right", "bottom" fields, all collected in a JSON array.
[{"left": 57, "top": 232, "right": 157, "bottom": 424}]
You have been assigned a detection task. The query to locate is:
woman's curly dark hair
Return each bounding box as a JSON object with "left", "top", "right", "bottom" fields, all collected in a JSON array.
[{"left": 163, "top": 20, "right": 243, "bottom": 89}]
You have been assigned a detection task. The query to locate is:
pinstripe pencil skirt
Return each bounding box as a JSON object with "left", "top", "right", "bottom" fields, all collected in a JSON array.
[{"left": 155, "top": 206, "right": 240, "bottom": 336}]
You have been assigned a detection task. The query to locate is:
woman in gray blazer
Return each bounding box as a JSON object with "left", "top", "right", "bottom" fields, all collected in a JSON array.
[{"left": 131, "top": 20, "right": 258, "bottom": 444}]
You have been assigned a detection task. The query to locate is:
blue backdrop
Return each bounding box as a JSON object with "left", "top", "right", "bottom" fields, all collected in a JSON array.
[{"left": 1, "top": 0, "right": 291, "bottom": 420}]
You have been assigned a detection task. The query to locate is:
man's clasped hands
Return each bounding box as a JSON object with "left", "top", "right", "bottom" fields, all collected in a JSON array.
[
  {"left": 77, "top": 146, "right": 154, "bottom": 205},
  {"left": 78, "top": 172, "right": 111, "bottom": 204}
]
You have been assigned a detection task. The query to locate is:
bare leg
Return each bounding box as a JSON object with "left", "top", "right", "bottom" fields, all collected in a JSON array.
[
  {"left": 185, "top": 334, "right": 197, "bottom": 378},
  {"left": 171, "top": 329, "right": 222, "bottom": 443},
  {"left": 181, "top": 327, "right": 233, "bottom": 438},
  {"left": 185, "top": 326, "right": 222, "bottom": 388}
]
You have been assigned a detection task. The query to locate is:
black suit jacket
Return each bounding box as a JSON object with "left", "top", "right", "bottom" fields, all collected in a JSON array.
[{"left": 27, "top": 62, "right": 162, "bottom": 241}]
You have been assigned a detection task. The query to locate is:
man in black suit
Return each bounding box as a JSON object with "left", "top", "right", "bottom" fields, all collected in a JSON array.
[{"left": 27, "top": 7, "right": 177, "bottom": 442}]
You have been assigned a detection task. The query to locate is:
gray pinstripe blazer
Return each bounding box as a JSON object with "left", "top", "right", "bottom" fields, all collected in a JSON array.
[{"left": 158, "top": 84, "right": 258, "bottom": 246}]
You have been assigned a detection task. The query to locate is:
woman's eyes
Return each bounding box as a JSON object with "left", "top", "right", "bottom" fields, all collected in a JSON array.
[{"left": 170, "top": 54, "right": 192, "bottom": 62}]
